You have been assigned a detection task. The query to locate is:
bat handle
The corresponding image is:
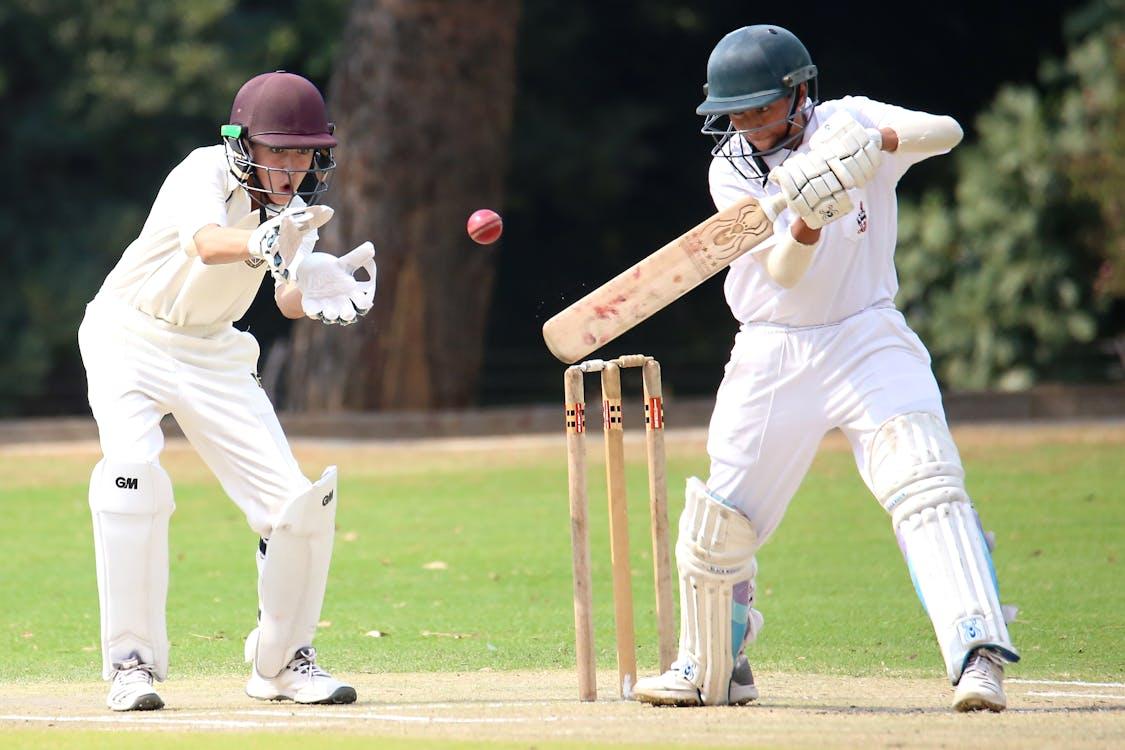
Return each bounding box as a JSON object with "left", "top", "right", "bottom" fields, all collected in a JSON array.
[{"left": 759, "top": 193, "right": 788, "bottom": 222}]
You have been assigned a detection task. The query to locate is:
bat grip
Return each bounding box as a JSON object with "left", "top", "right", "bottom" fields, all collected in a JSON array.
[{"left": 759, "top": 193, "right": 788, "bottom": 222}]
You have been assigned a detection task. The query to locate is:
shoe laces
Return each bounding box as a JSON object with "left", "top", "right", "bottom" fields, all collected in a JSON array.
[
  {"left": 963, "top": 649, "right": 1003, "bottom": 687},
  {"left": 112, "top": 656, "right": 157, "bottom": 686},
  {"left": 287, "top": 646, "right": 330, "bottom": 678}
]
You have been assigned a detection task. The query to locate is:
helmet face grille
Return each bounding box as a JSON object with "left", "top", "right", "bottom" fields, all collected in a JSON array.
[
  {"left": 701, "top": 83, "right": 819, "bottom": 183},
  {"left": 223, "top": 136, "right": 337, "bottom": 209}
]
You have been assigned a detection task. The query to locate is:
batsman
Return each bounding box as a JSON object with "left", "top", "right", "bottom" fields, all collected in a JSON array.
[
  {"left": 632, "top": 25, "right": 1019, "bottom": 711},
  {"left": 78, "top": 71, "right": 375, "bottom": 710}
]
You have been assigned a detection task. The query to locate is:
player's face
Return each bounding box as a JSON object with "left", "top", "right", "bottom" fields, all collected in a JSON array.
[
  {"left": 728, "top": 97, "right": 796, "bottom": 151},
  {"left": 248, "top": 144, "right": 315, "bottom": 205}
]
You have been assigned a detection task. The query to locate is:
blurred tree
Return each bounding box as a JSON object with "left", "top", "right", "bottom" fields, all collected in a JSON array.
[
  {"left": 284, "top": 0, "right": 521, "bottom": 411},
  {"left": 1052, "top": 0, "right": 1125, "bottom": 298},
  {"left": 896, "top": 0, "right": 1121, "bottom": 390},
  {"left": 0, "top": 0, "right": 1086, "bottom": 415}
]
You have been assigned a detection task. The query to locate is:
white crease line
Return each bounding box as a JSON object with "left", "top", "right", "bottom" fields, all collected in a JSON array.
[
  {"left": 1009, "top": 679, "right": 1125, "bottom": 688},
  {"left": 0, "top": 715, "right": 312, "bottom": 729},
  {"left": 0, "top": 711, "right": 560, "bottom": 727},
  {"left": 223, "top": 700, "right": 559, "bottom": 713},
  {"left": 231, "top": 709, "right": 552, "bottom": 724},
  {"left": 1026, "top": 691, "right": 1125, "bottom": 701}
]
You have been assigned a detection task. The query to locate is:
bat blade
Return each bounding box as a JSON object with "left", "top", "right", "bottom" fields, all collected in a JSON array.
[{"left": 542, "top": 194, "right": 779, "bottom": 364}]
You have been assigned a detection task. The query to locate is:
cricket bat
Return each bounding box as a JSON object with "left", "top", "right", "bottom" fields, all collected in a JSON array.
[{"left": 542, "top": 193, "right": 786, "bottom": 364}]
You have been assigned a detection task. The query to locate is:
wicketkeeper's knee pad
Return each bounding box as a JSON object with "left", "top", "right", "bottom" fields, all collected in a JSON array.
[
  {"left": 89, "top": 460, "right": 175, "bottom": 680},
  {"left": 247, "top": 466, "right": 338, "bottom": 678},
  {"left": 674, "top": 477, "right": 759, "bottom": 705},
  {"left": 869, "top": 412, "right": 1019, "bottom": 683}
]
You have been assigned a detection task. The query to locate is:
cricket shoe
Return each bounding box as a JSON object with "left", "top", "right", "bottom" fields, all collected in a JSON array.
[
  {"left": 729, "top": 654, "right": 759, "bottom": 704},
  {"left": 634, "top": 654, "right": 759, "bottom": 706},
  {"left": 246, "top": 646, "right": 357, "bottom": 704},
  {"left": 952, "top": 648, "right": 1007, "bottom": 712},
  {"left": 106, "top": 655, "right": 164, "bottom": 711}
]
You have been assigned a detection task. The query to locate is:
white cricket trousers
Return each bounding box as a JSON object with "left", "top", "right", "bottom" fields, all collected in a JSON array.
[
  {"left": 706, "top": 305, "right": 946, "bottom": 542},
  {"left": 78, "top": 294, "right": 311, "bottom": 536}
]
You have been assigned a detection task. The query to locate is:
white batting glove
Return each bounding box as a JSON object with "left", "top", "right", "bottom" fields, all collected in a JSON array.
[
  {"left": 768, "top": 152, "right": 854, "bottom": 230},
  {"left": 295, "top": 242, "right": 377, "bottom": 326},
  {"left": 808, "top": 111, "right": 883, "bottom": 189},
  {"left": 247, "top": 205, "right": 334, "bottom": 282}
]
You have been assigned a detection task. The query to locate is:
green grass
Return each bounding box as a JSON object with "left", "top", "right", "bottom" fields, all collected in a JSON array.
[{"left": 2, "top": 428, "right": 1122, "bottom": 684}]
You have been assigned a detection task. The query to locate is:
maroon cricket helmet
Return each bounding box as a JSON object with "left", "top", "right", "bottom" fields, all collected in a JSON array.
[{"left": 229, "top": 71, "right": 337, "bottom": 149}]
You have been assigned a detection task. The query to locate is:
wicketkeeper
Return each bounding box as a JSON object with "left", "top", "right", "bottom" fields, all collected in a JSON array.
[
  {"left": 633, "top": 25, "right": 1020, "bottom": 712},
  {"left": 79, "top": 71, "right": 375, "bottom": 711}
]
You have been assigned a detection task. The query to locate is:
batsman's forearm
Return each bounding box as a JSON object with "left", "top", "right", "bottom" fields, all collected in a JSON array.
[
  {"left": 880, "top": 113, "right": 962, "bottom": 156},
  {"left": 192, "top": 225, "right": 254, "bottom": 265}
]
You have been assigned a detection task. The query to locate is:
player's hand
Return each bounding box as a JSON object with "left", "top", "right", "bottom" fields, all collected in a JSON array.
[
  {"left": 294, "top": 242, "right": 377, "bottom": 325},
  {"left": 768, "top": 152, "right": 854, "bottom": 230},
  {"left": 248, "top": 205, "right": 334, "bottom": 281},
  {"left": 808, "top": 111, "right": 883, "bottom": 189}
]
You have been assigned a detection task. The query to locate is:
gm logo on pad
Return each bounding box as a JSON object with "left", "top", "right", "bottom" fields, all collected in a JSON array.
[{"left": 115, "top": 476, "right": 138, "bottom": 489}]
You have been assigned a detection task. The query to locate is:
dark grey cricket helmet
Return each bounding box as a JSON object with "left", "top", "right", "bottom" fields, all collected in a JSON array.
[{"left": 698, "top": 25, "right": 819, "bottom": 182}]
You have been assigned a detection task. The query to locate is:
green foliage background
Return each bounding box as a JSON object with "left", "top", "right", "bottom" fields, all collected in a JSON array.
[
  {"left": 896, "top": 1, "right": 1124, "bottom": 390},
  {"left": 0, "top": 0, "right": 1120, "bottom": 415},
  {"left": 0, "top": 0, "right": 350, "bottom": 415}
]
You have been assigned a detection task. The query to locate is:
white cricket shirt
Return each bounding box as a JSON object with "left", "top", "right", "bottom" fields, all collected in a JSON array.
[
  {"left": 96, "top": 144, "right": 316, "bottom": 328},
  {"left": 709, "top": 96, "right": 948, "bottom": 327}
]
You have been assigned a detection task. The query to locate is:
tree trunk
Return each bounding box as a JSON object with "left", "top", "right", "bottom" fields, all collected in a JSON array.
[{"left": 285, "top": 0, "right": 520, "bottom": 411}]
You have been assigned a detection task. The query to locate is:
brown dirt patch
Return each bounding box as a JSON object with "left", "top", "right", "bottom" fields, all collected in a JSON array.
[{"left": 1, "top": 670, "right": 1122, "bottom": 748}]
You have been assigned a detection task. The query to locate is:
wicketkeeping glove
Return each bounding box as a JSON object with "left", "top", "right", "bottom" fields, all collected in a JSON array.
[
  {"left": 808, "top": 111, "right": 884, "bottom": 189},
  {"left": 247, "top": 205, "right": 334, "bottom": 282},
  {"left": 295, "top": 242, "right": 377, "bottom": 326}
]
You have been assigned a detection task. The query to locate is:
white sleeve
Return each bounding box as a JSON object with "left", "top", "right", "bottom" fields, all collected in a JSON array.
[
  {"left": 708, "top": 157, "right": 755, "bottom": 211},
  {"left": 832, "top": 96, "right": 962, "bottom": 182},
  {"left": 175, "top": 149, "right": 236, "bottom": 257}
]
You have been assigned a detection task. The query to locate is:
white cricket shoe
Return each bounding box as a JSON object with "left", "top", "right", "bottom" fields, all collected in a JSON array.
[
  {"left": 246, "top": 646, "right": 357, "bottom": 704},
  {"left": 106, "top": 655, "right": 164, "bottom": 711},
  {"left": 634, "top": 654, "right": 758, "bottom": 706},
  {"left": 953, "top": 648, "right": 1007, "bottom": 712}
]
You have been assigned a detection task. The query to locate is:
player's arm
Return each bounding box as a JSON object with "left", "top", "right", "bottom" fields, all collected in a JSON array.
[
  {"left": 877, "top": 111, "right": 963, "bottom": 156},
  {"left": 275, "top": 283, "right": 305, "bottom": 319},
  {"left": 192, "top": 225, "right": 254, "bottom": 265},
  {"left": 763, "top": 219, "right": 821, "bottom": 288}
]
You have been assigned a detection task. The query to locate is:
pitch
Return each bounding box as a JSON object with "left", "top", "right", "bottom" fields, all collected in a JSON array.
[{"left": 1, "top": 421, "right": 1122, "bottom": 747}]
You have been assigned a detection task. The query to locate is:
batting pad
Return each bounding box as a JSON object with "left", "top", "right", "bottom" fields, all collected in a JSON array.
[
  {"left": 898, "top": 500, "right": 1020, "bottom": 682},
  {"left": 248, "top": 466, "right": 338, "bottom": 678},
  {"left": 674, "top": 477, "right": 758, "bottom": 705},
  {"left": 869, "top": 412, "right": 1019, "bottom": 683},
  {"left": 89, "top": 460, "right": 175, "bottom": 681}
]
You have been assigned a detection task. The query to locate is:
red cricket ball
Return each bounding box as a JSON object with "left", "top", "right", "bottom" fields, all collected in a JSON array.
[{"left": 467, "top": 209, "right": 503, "bottom": 245}]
